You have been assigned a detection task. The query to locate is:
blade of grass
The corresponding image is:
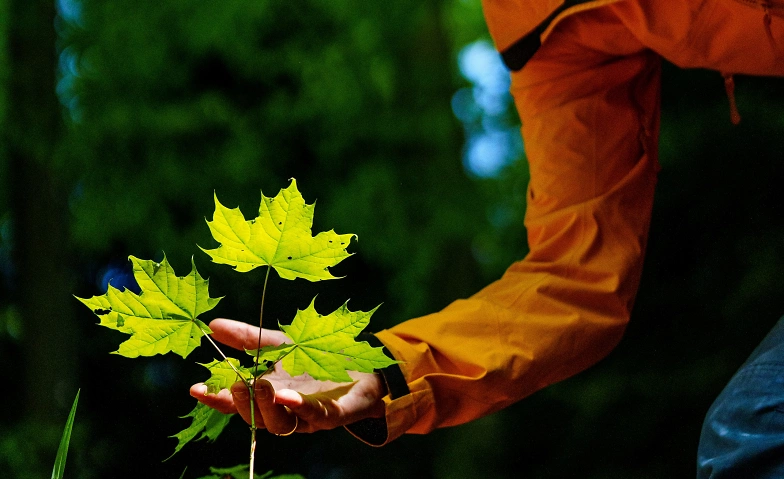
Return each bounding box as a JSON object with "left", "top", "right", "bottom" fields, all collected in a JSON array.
[{"left": 51, "top": 389, "right": 80, "bottom": 479}]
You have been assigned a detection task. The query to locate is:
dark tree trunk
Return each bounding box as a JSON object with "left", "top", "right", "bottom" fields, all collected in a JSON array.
[{"left": 7, "top": 0, "right": 77, "bottom": 421}]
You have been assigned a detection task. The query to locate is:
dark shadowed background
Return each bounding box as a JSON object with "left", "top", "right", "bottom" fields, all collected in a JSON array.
[{"left": 1, "top": 1, "right": 783, "bottom": 478}]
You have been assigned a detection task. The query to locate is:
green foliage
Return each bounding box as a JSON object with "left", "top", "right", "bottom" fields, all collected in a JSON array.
[
  {"left": 200, "top": 358, "right": 253, "bottom": 395},
  {"left": 169, "top": 403, "right": 233, "bottom": 460},
  {"left": 202, "top": 180, "right": 354, "bottom": 281},
  {"left": 251, "top": 299, "right": 396, "bottom": 382},
  {"left": 74, "top": 181, "right": 396, "bottom": 478},
  {"left": 196, "top": 464, "right": 304, "bottom": 479},
  {"left": 76, "top": 256, "right": 220, "bottom": 358},
  {"left": 51, "top": 389, "right": 79, "bottom": 479},
  {"left": 2, "top": 0, "right": 782, "bottom": 475}
]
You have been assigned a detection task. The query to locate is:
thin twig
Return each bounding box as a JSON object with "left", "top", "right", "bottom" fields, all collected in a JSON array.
[
  {"left": 249, "top": 387, "right": 257, "bottom": 479},
  {"left": 251, "top": 344, "right": 299, "bottom": 378},
  {"left": 246, "top": 345, "right": 298, "bottom": 479},
  {"left": 253, "top": 265, "right": 272, "bottom": 379},
  {"left": 249, "top": 264, "right": 271, "bottom": 479},
  {"left": 201, "top": 328, "right": 246, "bottom": 380}
]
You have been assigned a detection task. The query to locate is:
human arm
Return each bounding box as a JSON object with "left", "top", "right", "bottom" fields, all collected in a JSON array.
[
  {"left": 360, "top": 11, "right": 663, "bottom": 443},
  {"left": 193, "top": 10, "right": 663, "bottom": 444}
]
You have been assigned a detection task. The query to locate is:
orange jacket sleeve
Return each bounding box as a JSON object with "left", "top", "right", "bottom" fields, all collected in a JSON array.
[
  {"left": 344, "top": 9, "right": 664, "bottom": 444},
  {"left": 345, "top": 0, "right": 784, "bottom": 447}
]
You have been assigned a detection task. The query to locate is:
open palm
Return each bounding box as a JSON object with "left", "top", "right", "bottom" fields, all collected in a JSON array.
[{"left": 190, "top": 318, "right": 386, "bottom": 435}]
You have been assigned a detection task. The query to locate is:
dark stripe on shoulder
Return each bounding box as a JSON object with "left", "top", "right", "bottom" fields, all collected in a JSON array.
[{"left": 500, "top": 0, "right": 592, "bottom": 71}]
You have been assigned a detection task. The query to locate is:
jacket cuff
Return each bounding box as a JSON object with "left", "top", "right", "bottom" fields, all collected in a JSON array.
[{"left": 344, "top": 331, "right": 425, "bottom": 446}]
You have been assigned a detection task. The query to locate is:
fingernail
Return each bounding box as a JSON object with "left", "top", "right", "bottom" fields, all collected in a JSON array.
[
  {"left": 231, "top": 384, "right": 248, "bottom": 400},
  {"left": 190, "top": 384, "right": 207, "bottom": 397},
  {"left": 255, "top": 381, "right": 271, "bottom": 399}
]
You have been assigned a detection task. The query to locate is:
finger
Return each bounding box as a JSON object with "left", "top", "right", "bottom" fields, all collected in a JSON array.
[
  {"left": 230, "top": 381, "right": 265, "bottom": 429},
  {"left": 275, "top": 389, "right": 334, "bottom": 430},
  {"left": 209, "top": 318, "right": 289, "bottom": 352},
  {"left": 273, "top": 379, "right": 385, "bottom": 431},
  {"left": 254, "top": 380, "right": 299, "bottom": 435},
  {"left": 190, "top": 384, "right": 237, "bottom": 415}
]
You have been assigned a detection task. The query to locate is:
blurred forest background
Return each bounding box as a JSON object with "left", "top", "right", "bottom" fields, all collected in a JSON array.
[{"left": 1, "top": 0, "right": 783, "bottom": 478}]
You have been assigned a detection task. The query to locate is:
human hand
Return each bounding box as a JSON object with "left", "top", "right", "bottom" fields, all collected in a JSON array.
[{"left": 190, "top": 318, "right": 387, "bottom": 435}]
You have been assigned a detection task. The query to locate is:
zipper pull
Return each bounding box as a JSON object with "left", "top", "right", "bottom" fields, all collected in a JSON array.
[{"left": 722, "top": 73, "right": 741, "bottom": 125}]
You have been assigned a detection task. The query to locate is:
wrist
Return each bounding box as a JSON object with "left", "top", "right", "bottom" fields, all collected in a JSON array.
[{"left": 367, "top": 372, "right": 388, "bottom": 418}]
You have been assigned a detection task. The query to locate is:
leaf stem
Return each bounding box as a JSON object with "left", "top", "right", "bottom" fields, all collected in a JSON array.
[
  {"left": 250, "top": 264, "right": 271, "bottom": 479},
  {"left": 201, "top": 326, "right": 246, "bottom": 380},
  {"left": 245, "top": 346, "right": 298, "bottom": 479},
  {"left": 249, "top": 387, "right": 257, "bottom": 479},
  {"left": 253, "top": 265, "right": 272, "bottom": 379},
  {"left": 268, "top": 344, "right": 299, "bottom": 368}
]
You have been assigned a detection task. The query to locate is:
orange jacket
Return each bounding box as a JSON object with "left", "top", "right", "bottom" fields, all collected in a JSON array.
[
  {"left": 482, "top": 0, "right": 624, "bottom": 70},
  {"left": 348, "top": 0, "right": 784, "bottom": 445}
]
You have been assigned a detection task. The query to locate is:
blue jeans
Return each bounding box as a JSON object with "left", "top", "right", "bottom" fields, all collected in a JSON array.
[{"left": 697, "top": 317, "right": 784, "bottom": 478}]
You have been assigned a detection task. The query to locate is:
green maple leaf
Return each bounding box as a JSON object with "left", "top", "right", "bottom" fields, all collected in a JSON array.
[
  {"left": 76, "top": 255, "right": 220, "bottom": 358},
  {"left": 200, "top": 358, "right": 254, "bottom": 394},
  {"left": 201, "top": 179, "right": 355, "bottom": 281},
  {"left": 196, "top": 465, "right": 304, "bottom": 479},
  {"left": 250, "top": 299, "right": 397, "bottom": 382},
  {"left": 168, "top": 402, "right": 233, "bottom": 460}
]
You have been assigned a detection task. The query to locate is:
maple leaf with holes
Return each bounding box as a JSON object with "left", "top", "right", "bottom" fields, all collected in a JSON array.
[
  {"left": 248, "top": 298, "right": 397, "bottom": 383},
  {"left": 76, "top": 255, "right": 220, "bottom": 358},
  {"left": 201, "top": 179, "right": 354, "bottom": 281}
]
